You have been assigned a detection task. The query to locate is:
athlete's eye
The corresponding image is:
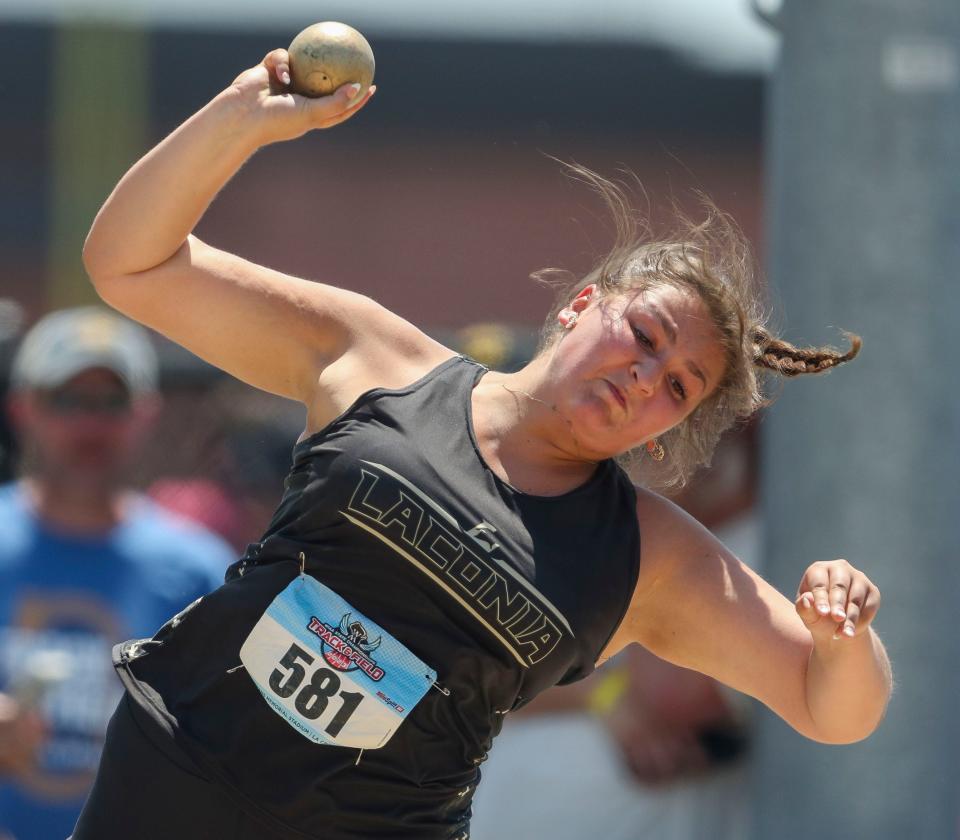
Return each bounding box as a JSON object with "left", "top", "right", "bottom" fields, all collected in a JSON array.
[
  {"left": 632, "top": 326, "right": 653, "bottom": 349},
  {"left": 670, "top": 377, "right": 687, "bottom": 401}
]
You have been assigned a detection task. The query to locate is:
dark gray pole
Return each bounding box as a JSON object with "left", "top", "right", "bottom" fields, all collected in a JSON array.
[{"left": 756, "top": 0, "right": 960, "bottom": 837}]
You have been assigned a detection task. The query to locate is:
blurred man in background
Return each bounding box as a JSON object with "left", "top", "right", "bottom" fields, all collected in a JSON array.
[{"left": 0, "top": 307, "right": 233, "bottom": 840}]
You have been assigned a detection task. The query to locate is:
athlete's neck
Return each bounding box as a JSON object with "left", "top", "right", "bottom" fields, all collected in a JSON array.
[{"left": 471, "top": 367, "right": 599, "bottom": 496}]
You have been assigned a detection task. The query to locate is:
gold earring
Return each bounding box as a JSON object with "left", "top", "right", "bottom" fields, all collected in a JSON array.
[{"left": 646, "top": 439, "right": 665, "bottom": 461}]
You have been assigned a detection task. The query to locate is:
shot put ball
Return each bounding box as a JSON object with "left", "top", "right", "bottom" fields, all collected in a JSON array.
[{"left": 287, "top": 22, "right": 375, "bottom": 99}]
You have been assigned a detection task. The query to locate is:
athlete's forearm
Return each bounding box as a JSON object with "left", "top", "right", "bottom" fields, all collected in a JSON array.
[
  {"left": 83, "top": 88, "right": 260, "bottom": 280},
  {"left": 805, "top": 627, "right": 891, "bottom": 743}
]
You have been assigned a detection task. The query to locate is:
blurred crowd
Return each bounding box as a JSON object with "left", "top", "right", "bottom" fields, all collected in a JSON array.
[{"left": 0, "top": 306, "right": 760, "bottom": 840}]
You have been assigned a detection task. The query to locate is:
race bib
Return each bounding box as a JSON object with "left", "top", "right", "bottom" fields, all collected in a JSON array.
[{"left": 239, "top": 575, "right": 436, "bottom": 749}]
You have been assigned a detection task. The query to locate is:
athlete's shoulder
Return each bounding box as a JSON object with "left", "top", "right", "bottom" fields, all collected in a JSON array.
[
  {"left": 308, "top": 332, "right": 460, "bottom": 435},
  {"left": 633, "top": 485, "right": 698, "bottom": 533},
  {"left": 350, "top": 295, "right": 454, "bottom": 359},
  {"left": 633, "top": 485, "right": 725, "bottom": 572}
]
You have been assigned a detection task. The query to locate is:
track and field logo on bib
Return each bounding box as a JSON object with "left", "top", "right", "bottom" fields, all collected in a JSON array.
[{"left": 307, "top": 613, "right": 384, "bottom": 681}]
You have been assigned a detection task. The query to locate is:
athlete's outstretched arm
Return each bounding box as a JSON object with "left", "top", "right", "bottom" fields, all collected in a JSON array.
[
  {"left": 602, "top": 488, "right": 891, "bottom": 745},
  {"left": 83, "top": 50, "right": 443, "bottom": 404}
]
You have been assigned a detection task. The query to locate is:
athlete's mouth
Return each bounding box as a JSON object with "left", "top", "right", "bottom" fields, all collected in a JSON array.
[{"left": 605, "top": 380, "right": 627, "bottom": 411}]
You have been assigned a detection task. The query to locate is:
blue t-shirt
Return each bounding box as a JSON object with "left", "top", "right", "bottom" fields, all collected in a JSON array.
[{"left": 0, "top": 482, "right": 233, "bottom": 840}]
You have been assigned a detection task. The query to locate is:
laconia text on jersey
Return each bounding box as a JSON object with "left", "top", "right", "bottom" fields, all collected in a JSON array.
[{"left": 341, "top": 461, "right": 571, "bottom": 667}]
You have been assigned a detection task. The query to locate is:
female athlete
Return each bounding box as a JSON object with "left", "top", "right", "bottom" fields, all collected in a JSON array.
[{"left": 73, "top": 48, "right": 891, "bottom": 840}]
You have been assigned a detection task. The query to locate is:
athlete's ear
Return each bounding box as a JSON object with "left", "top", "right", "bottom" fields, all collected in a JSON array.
[{"left": 569, "top": 284, "right": 597, "bottom": 314}]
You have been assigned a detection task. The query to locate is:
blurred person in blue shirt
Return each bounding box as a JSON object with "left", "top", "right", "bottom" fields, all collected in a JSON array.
[{"left": 0, "top": 307, "right": 232, "bottom": 840}]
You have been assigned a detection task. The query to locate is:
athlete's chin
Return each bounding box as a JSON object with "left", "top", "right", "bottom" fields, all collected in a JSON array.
[{"left": 573, "top": 412, "right": 634, "bottom": 459}]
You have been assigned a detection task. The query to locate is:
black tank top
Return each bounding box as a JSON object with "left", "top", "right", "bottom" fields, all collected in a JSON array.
[{"left": 118, "top": 355, "right": 640, "bottom": 839}]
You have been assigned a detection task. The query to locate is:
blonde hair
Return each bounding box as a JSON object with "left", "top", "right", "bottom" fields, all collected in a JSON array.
[{"left": 532, "top": 163, "right": 860, "bottom": 489}]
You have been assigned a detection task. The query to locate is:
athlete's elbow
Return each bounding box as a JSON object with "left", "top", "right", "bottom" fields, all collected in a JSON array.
[
  {"left": 800, "top": 703, "right": 889, "bottom": 745},
  {"left": 83, "top": 223, "right": 131, "bottom": 298},
  {"left": 806, "top": 722, "right": 881, "bottom": 745},
  {"left": 83, "top": 257, "right": 130, "bottom": 316},
  {"left": 83, "top": 219, "right": 188, "bottom": 290},
  {"left": 83, "top": 229, "right": 112, "bottom": 288}
]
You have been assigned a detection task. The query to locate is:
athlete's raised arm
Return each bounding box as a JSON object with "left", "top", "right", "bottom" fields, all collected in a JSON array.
[{"left": 83, "top": 49, "right": 446, "bottom": 406}]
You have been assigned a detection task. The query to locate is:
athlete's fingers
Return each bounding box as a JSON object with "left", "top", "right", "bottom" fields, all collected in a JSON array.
[
  {"left": 798, "top": 558, "right": 882, "bottom": 644},
  {"left": 262, "top": 49, "right": 291, "bottom": 87},
  {"left": 828, "top": 563, "right": 852, "bottom": 623},
  {"left": 860, "top": 583, "right": 881, "bottom": 625},
  {"left": 835, "top": 599, "right": 859, "bottom": 639},
  {"left": 796, "top": 592, "right": 819, "bottom": 627},
  {"left": 841, "top": 579, "right": 882, "bottom": 638},
  {"left": 832, "top": 577, "right": 863, "bottom": 638},
  {"left": 800, "top": 563, "right": 832, "bottom": 619},
  {"left": 309, "top": 85, "right": 377, "bottom": 129}
]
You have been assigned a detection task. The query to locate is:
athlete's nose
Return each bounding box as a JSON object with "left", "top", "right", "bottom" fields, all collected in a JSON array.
[{"left": 630, "top": 358, "right": 663, "bottom": 398}]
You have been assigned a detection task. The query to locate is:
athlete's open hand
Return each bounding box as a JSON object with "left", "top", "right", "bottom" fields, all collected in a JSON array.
[
  {"left": 227, "top": 49, "right": 376, "bottom": 146},
  {"left": 795, "top": 559, "right": 881, "bottom": 644}
]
